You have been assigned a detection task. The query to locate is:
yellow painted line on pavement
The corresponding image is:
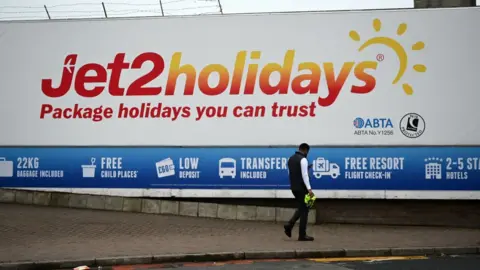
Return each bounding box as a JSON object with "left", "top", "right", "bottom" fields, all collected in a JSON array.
[{"left": 309, "top": 255, "right": 427, "bottom": 263}]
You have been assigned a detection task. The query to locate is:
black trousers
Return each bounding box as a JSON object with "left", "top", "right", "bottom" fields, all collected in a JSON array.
[{"left": 286, "top": 189, "right": 309, "bottom": 237}]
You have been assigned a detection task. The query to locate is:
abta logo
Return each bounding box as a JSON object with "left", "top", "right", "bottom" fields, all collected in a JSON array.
[
  {"left": 353, "top": 117, "right": 365, "bottom": 128},
  {"left": 353, "top": 117, "right": 393, "bottom": 129}
]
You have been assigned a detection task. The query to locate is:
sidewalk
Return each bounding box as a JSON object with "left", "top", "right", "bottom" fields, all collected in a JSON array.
[{"left": 0, "top": 203, "right": 479, "bottom": 263}]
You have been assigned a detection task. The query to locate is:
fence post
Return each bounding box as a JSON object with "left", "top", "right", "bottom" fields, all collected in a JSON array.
[
  {"left": 44, "top": 5, "right": 51, "bottom": 19},
  {"left": 217, "top": 0, "right": 223, "bottom": 14},
  {"left": 159, "top": 0, "right": 165, "bottom": 16},
  {"left": 102, "top": 2, "right": 108, "bottom": 18}
]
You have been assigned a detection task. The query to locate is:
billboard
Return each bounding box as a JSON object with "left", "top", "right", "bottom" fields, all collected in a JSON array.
[
  {"left": 1, "top": 147, "right": 479, "bottom": 199},
  {"left": 0, "top": 8, "right": 479, "bottom": 146}
]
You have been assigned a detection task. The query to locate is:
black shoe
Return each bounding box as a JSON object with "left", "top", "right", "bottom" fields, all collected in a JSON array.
[
  {"left": 298, "top": 235, "right": 314, "bottom": 241},
  {"left": 283, "top": 225, "right": 292, "bottom": 238}
]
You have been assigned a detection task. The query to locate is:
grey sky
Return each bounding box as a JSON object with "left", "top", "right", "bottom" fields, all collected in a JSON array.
[{"left": 0, "top": 0, "right": 478, "bottom": 21}]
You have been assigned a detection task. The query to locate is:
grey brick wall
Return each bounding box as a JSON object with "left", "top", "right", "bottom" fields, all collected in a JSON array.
[
  {"left": 315, "top": 199, "right": 480, "bottom": 228},
  {"left": 141, "top": 197, "right": 480, "bottom": 228}
]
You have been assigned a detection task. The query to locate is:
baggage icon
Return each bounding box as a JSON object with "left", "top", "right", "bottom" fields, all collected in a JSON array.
[
  {"left": 0, "top": 157, "right": 13, "bottom": 177},
  {"left": 312, "top": 157, "right": 340, "bottom": 179}
]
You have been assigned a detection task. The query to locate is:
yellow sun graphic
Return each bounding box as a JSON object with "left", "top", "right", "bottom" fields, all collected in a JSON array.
[{"left": 349, "top": 18, "right": 426, "bottom": 95}]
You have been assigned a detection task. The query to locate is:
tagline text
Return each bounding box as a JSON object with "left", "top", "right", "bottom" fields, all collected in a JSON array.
[{"left": 39, "top": 102, "right": 317, "bottom": 122}]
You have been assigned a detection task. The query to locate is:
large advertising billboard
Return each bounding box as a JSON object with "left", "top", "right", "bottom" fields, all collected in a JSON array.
[
  {"left": 0, "top": 8, "right": 479, "bottom": 146},
  {"left": 1, "top": 8, "right": 480, "bottom": 199}
]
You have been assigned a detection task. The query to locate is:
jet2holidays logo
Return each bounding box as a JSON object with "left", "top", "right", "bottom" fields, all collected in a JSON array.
[
  {"left": 39, "top": 19, "right": 427, "bottom": 122},
  {"left": 353, "top": 117, "right": 394, "bottom": 136}
]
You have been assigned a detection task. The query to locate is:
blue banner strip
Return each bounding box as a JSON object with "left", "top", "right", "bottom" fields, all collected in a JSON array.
[{"left": 0, "top": 147, "right": 479, "bottom": 191}]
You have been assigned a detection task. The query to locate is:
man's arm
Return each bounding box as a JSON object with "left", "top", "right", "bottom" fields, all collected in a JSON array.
[{"left": 300, "top": 158, "right": 312, "bottom": 191}]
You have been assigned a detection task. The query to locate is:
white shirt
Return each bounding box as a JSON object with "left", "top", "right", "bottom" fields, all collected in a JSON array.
[{"left": 300, "top": 157, "right": 312, "bottom": 190}]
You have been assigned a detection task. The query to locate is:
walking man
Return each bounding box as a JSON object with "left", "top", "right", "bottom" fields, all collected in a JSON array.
[{"left": 284, "top": 143, "right": 314, "bottom": 241}]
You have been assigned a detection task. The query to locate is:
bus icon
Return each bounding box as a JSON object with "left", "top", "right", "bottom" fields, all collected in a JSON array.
[{"left": 219, "top": 158, "right": 236, "bottom": 179}]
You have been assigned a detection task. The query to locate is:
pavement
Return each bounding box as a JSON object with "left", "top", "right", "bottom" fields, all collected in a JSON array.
[
  {"left": 0, "top": 203, "right": 480, "bottom": 268},
  {"left": 112, "top": 255, "right": 480, "bottom": 269}
]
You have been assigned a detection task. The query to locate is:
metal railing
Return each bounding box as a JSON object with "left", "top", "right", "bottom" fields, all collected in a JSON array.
[{"left": 0, "top": 0, "right": 223, "bottom": 21}]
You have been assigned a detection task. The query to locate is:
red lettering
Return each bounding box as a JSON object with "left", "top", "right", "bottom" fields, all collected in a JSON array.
[
  {"left": 351, "top": 61, "right": 377, "bottom": 94},
  {"left": 40, "top": 51, "right": 378, "bottom": 109},
  {"left": 42, "top": 53, "right": 164, "bottom": 98},
  {"left": 74, "top": 63, "right": 107, "bottom": 97},
  {"left": 63, "top": 108, "right": 72, "bottom": 119},
  {"left": 291, "top": 62, "right": 320, "bottom": 95},
  {"left": 41, "top": 54, "right": 77, "bottom": 98},
  {"left": 317, "top": 62, "right": 354, "bottom": 107},
  {"left": 127, "top": 52, "right": 165, "bottom": 96},
  {"left": 118, "top": 103, "right": 191, "bottom": 121},
  {"left": 233, "top": 106, "right": 242, "bottom": 117},
  {"left": 107, "top": 53, "right": 130, "bottom": 96},
  {"left": 233, "top": 105, "right": 265, "bottom": 118},
  {"left": 39, "top": 104, "right": 114, "bottom": 122},
  {"left": 40, "top": 104, "right": 53, "bottom": 118},
  {"left": 271, "top": 102, "right": 316, "bottom": 117},
  {"left": 259, "top": 50, "right": 294, "bottom": 95}
]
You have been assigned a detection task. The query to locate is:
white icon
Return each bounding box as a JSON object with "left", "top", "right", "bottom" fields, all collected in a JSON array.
[
  {"left": 0, "top": 157, "right": 13, "bottom": 177},
  {"left": 219, "top": 158, "right": 236, "bottom": 179},
  {"left": 312, "top": 157, "right": 340, "bottom": 179},
  {"left": 425, "top": 157, "right": 442, "bottom": 179},
  {"left": 81, "top": 158, "right": 96, "bottom": 178},
  {"left": 156, "top": 158, "right": 175, "bottom": 178}
]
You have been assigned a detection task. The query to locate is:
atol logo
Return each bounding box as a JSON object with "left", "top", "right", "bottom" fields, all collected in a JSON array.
[
  {"left": 353, "top": 117, "right": 393, "bottom": 129},
  {"left": 41, "top": 18, "right": 426, "bottom": 107}
]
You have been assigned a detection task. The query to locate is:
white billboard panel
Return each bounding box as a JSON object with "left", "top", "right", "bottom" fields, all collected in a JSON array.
[{"left": 0, "top": 8, "right": 479, "bottom": 146}]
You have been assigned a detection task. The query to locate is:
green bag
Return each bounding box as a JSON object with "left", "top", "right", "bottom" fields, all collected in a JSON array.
[{"left": 304, "top": 194, "right": 316, "bottom": 208}]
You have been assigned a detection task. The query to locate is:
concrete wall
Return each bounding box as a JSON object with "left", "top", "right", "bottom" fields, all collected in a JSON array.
[
  {"left": 315, "top": 199, "right": 480, "bottom": 228},
  {"left": 3, "top": 188, "right": 480, "bottom": 228},
  {"left": 0, "top": 188, "right": 315, "bottom": 224},
  {"left": 134, "top": 197, "right": 480, "bottom": 228}
]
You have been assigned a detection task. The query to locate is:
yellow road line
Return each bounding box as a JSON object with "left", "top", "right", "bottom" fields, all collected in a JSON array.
[{"left": 309, "top": 255, "right": 427, "bottom": 263}]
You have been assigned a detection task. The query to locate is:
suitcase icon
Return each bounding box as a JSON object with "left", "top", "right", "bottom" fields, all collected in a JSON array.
[
  {"left": 0, "top": 157, "right": 14, "bottom": 177},
  {"left": 312, "top": 157, "right": 340, "bottom": 179}
]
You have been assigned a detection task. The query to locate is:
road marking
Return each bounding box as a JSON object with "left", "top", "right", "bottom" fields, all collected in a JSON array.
[
  {"left": 112, "top": 256, "right": 427, "bottom": 269},
  {"left": 309, "top": 256, "right": 427, "bottom": 263},
  {"left": 112, "top": 260, "right": 256, "bottom": 269}
]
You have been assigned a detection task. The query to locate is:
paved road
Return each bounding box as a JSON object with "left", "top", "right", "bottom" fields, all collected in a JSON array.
[
  {"left": 1, "top": 203, "right": 480, "bottom": 263},
  {"left": 113, "top": 255, "right": 480, "bottom": 269}
]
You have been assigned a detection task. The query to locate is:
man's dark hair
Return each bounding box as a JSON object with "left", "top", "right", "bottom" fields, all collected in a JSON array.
[{"left": 299, "top": 143, "right": 310, "bottom": 151}]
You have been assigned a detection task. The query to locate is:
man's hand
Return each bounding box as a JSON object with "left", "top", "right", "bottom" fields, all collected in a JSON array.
[{"left": 308, "top": 189, "right": 314, "bottom": 197}]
